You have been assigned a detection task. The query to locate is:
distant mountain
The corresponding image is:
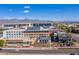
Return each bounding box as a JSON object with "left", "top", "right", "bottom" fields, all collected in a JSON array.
[{"left": 62, "top": 21, "right": 79, "bottom": 23}]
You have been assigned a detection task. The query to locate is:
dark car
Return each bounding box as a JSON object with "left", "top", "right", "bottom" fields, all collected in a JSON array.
[
  {"left": 0, "top": 48, "right": 2, "bottom": 50},
  {"left": 70, "top": 53, "right": 76, "bottom": 55}
]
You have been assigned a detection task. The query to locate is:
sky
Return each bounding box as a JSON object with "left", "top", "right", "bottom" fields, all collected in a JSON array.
[{"left": 0, "top": 4, "right": 79, "bottom": 21}]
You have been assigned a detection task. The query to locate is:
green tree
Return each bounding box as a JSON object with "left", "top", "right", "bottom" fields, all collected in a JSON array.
[
  {"left": 65, "top": 38, "right": 76, "bottom": 46},
  {"left": 0, "top": 28, "right": 4, "bottom": 34},
  {"left": 60, "top": 42, "right": 64, "bottom": 47},
  {"left": 0, "top": 40, "right": 5, "bottom": 47},
  {"left": 49, "top": 33, "right": 54, "bottom": 42}
]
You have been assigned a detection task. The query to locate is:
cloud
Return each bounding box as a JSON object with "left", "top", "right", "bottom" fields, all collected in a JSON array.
[
  {"left": 24, "top": 10, "right": 29, "bottom": 13},
  {"left": 24, "top": 6, "right": 30, "bottom": 8}
]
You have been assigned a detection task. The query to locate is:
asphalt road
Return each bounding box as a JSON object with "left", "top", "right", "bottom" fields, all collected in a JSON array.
[{"left": 0, "top": 48, "right": 79, "bottom": 55}]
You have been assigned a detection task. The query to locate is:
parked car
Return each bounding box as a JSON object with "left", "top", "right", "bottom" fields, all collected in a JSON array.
[{"left": 0, "top": 48, "right": 2, "bottom": 50}]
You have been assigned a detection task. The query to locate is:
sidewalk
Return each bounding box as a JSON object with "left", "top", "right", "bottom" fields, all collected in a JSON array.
[{"left": 2, "top": 47, "right": 59, "bottom": 50}]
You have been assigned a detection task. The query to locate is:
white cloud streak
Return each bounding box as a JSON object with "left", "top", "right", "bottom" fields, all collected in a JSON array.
[
  {"left": 24, "top": 10, "right": 29, "bottom": 13},
  {"left": 24, "top": 6, "right": 30, "bottom": 8}
]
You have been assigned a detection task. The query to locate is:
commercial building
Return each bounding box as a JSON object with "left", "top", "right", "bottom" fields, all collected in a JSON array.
[
  {"left": 2, "top": 26, "right": 52, "bottom": 46},
  {"left": 23, "top": 27, "right": 51, "bottom": 38},
  {"left": 54, "top": 31, "right": 70, "bottom": 40},
  {"left": 3, "top": 29, "right": 25, "bottom": 39},
  {"left": 37, "top": 36, "right": 51, "bottom": 43},
  {"left": 23, "top": 27, "right": 52, "bottom": 45},
  {"left": 0, "top": 19, "right": 55, "bottom": 47},
  {"left": 2, "top": 29, "right": 34, "bottom": 47}
]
